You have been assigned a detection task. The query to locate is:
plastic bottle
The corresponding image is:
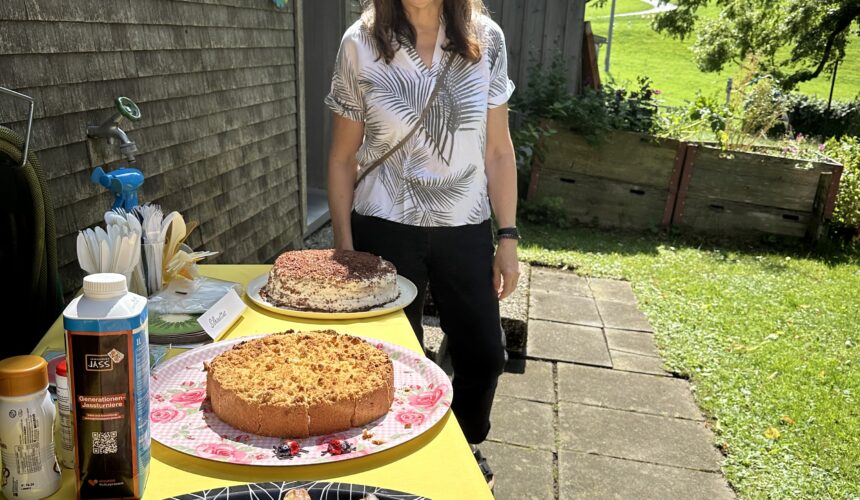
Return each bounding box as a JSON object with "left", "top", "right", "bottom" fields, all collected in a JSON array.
[
  {"left": 0, "top": 355, "right": 62, "bottom": 499},
  {"left": 63, "top": 273, "right": 150, "bottom": 499},
  {"left": 54, "top": 360, "right": 74, "bottom": 469}
]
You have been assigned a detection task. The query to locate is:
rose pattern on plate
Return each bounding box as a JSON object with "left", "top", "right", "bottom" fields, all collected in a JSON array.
[
  {"left": 149, "top": 336, "right": 453, "bottom": 466},
  {"left": 194, "top": 442, "right": 251, "bottom": 464},
  {"left": 395, "top": 410, "right": 425, "bottom": 427},
  {"left": 408, "top": 386, "right": 447, "bottom": 409},
  {"left": 151, "top": 407, "right": 185, "bottom": 424},
  {"left": 170, "top": 388, "right": 207, "bottom": 407}
]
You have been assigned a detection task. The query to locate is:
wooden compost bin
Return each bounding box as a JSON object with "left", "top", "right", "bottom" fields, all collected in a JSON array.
[
  {"left": 527, "top": 128, "right": 844, "bottom": 240},
  {"left": 672, "top": 145, "right": 842, "bottom": 239},
  {"left": 527, "top": 129, "right": 683, "bottom": 230}
]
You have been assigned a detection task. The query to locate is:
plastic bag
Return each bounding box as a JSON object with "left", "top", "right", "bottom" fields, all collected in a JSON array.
[{"left": 146, "top": 276, "right": 243, "bottom": 315}]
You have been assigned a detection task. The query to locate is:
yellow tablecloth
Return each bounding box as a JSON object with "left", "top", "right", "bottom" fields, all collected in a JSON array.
[{"left": 33, "top": 265, "right": 492, "bottom": 500}]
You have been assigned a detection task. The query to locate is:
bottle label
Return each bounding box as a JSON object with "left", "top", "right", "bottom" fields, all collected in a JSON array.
[
  {"left": 0, "top": 392, "right": 61, "bottom": 498},
  {"left": 56, "top": 376, "right": 75, "bottom": 466},
  {"left": 65, "top": 311, "right": 149, "bottom": 499}
]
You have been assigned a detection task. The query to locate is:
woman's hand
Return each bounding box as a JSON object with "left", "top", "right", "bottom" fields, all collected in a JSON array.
[{"left": 493, "top": 239, "right": 520, "bottom": 300}]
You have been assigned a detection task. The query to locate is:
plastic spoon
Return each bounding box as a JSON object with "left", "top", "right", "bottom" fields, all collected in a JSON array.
[
  {"left": 159, "top": 212, "right": 179, "bottom": 246},
  {"left": 125, "top": 212, "right": 145, "bottom": 291},
  {"left": 108, "top": 225, "right": 121, "bottom": 272},
  {"left": 84, "top": 229, "right": 99, "bottom": 270},
  {"left": 76, "top": 233, "right": 95, "bottom": 274},
  {"left": 112, "top": 235, "right": 128, "bottom": 275},
  {"left": 104, "top": 211, "right": 126, "bottom": 228}
]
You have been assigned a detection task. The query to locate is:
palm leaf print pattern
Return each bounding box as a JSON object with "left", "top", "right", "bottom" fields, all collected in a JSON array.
[
  {"left": 483, "top": 24, "right": 511, "bottom": 100},
  {"left": 328, "top": 17, "right": 515, "bottom": 227},
  {"left": 362, "top": 55, "right": 484, "bottom": 167},
  {"left": 362, "top": 64, "right": 433, "bottom": 131},
  {"left": 419, "top": 55, "right": 485, "bottom": 165},
  {"left": 329, "top": 44, "right": 364, "bottom": 122},
  {"left": 366, "top": 136, "right": 478, "bottom": 226}
]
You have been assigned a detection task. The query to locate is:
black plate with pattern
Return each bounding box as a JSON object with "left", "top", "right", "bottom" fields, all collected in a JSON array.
[{"left": 168, "top": 481, "right": 426, "bottom": 499}]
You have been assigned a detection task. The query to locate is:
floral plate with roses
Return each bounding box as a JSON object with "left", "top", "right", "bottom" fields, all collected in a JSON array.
[{"left": 149, "top": 334, "right": 452, "bottom": 466}]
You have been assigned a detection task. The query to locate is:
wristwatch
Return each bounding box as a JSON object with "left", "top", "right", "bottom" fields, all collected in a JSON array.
[{"left": 496, "top": 227, "right": 520, "bottom": 241}]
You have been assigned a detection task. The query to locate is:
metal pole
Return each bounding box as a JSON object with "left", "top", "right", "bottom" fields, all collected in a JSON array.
[
  {"left": 726, "top": 78, "right": 733, "bottom": 106},
  {"left": 0, "top": 87, "right": 34, "bottom": 168},
  {"left": 605, "top": 0, "right": 617, "bottom": 74},
  {"left": 827, "top": 60, "right": 839, "bottom": 111}
]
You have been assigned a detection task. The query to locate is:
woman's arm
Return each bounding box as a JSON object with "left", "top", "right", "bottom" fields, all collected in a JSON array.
[
  {"left": 327, "top": 114, "right": 365, "bottom": 250},
  {"left": 485, "top": 104, "right": 520, "bottom": 300}
]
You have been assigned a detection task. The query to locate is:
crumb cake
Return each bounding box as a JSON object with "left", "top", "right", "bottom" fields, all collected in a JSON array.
[
  {"left": 205, "top": 330, "right": 395, "bottom": 438},
  {"left": 260, "top": 249, "right": 400, "bottom": 312}
]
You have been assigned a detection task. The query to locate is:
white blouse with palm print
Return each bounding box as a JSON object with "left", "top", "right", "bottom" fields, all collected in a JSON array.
[{"left": 325, "top": 15, "right": 515, "bottom": 227}]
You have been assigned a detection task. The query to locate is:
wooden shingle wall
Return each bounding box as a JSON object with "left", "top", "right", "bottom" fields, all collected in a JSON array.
[{"left": 0, "top": 0, "right": 304, "bottom": 297}]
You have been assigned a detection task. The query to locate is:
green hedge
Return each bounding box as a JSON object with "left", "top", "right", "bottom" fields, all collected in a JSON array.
[
  {"left": 825, "top": 137, "right": 860, "bottom": 240},
  {"left": 776, "top": 94, "right": 860, "bottom": 139}
]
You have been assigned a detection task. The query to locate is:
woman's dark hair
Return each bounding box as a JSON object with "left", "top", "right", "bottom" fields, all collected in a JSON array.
[{"left": 364, "top": 0, "right": 485, "bottom": 64}]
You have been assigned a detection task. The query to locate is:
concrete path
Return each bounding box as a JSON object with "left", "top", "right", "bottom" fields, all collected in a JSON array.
[
  {"left": 483, "top": 267, "right": 735, "bottom": 499},
  {"left": 302, "top": 227, "right": 733, "bottom": 498}
]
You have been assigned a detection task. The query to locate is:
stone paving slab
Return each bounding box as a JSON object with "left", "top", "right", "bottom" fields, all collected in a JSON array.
[
  {"left": 480, "top": 441, "right": 555, "bottom": 500},
  {"left": 497, "top": 360, "right": 555, "bottom": 403},
  {"left": 487, "top": 396, "right": 555, "bottom": 450},
  {"left": 610, "top": 350, "right": 669, "bottom": 376},
  {"left": 595, "top": 300, "right": 654, "bottom": 332},
  {"left": 588, "top": 278, "right": 638, "bottom": 304},
  {"left": 558, "top": 403, "right": 723, "bottom": 471},
  {"left": 558, "top": 364, "right": 703, "bottom": 420},
  {"left": 530, "top": 292, "right": 603, "bottom": 326},
  {"left": 527, "top": 320, "right": 612, "bottom": 367},
  {"left": 530, "top": 267, "right": 591, "bottom": 297},
  {"left": 560, "top": 451, "right": 736, "bottom": 500},
  {"left": 605, "top": 328, "right": 660, "bottom": 358}
]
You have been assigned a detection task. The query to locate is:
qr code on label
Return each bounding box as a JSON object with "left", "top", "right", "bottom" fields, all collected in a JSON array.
[{"left": 92, "top": 431, "right": 118, "bottom": 454}]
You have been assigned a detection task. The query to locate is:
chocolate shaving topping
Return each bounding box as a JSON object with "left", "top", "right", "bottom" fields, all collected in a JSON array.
[{"left": 270, "top": 249, "right": 396, "bottom": 281}]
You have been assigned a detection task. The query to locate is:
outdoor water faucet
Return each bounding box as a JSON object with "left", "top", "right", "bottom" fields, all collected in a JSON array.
[{"left": 87, "top": 96, "right": 142, "bottom": 163}]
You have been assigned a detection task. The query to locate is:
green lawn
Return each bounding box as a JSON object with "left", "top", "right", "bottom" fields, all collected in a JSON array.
[
  {"left": 519, "top": 223, "right": 860, "bottom": 498},
  {"left": 586, "top": 1, "right": 860, "bottom": 106},
  {"left": 585, "top": 0, "right": 654, "bottom": 17}
]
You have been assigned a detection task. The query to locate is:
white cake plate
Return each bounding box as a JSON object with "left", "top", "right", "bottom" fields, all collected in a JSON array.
[{"left": 245, "top": 273, "right": 418, "bottom": 320}]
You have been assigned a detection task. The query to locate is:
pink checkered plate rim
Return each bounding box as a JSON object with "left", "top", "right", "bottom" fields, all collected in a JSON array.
[{"left": 149, "top": 334, "right": 452, "bottom": 466}]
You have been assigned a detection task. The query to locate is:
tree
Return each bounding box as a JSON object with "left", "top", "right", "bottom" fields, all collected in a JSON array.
[{"left": 649, "top": 0, "right": 860, "bottom": 89}]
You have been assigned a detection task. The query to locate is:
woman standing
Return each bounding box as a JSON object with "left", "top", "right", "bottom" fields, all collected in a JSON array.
[{"left": 326, "top": 0, "right": 519, "bottom": 485}]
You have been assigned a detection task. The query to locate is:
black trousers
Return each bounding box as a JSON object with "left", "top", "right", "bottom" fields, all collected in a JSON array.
[{"left": 352, "top": 212, "right": 507, "bottom": 444}]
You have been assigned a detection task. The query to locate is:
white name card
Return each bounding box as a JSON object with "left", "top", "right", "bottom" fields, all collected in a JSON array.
[{"left": 198, "top": 288, "right": 246, "bottom": 340}]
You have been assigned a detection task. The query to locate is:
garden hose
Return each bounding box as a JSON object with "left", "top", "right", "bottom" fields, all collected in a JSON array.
[{"left": 0, "top": 125, "right": 63, "bottom": 356}]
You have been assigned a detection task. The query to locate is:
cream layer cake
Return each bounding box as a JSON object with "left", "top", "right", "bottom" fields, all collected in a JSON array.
[{"left": 260, "top": 249, "right": 400, "bottom": 312}]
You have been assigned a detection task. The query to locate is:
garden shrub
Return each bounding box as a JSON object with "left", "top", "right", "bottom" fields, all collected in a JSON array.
[
  {"left": 518, "top": 196, "right": 570, "bottom": 228},
  {"left": 825, "top": 136, "right": 860, "bottom": 240},
  {"left": 780, "top": 94, "right": 860, "bottom": 140},
  {"left": 656, "top": 64, "right": 790, "bottom": 152},
  {"left": 509, "top": 55, "right": 660, "bottom": 195}
]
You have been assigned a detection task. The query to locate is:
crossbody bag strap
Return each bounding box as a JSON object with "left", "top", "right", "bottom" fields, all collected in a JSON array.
[{"left": 354, "top": 54, "right": 456, "bottom": 189}]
